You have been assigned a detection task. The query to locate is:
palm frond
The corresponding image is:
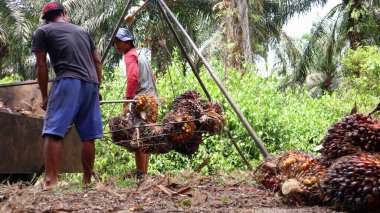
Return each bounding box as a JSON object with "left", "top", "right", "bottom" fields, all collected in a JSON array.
[{"left": 292, "top": 3, "right": 343, "bottom": 83}]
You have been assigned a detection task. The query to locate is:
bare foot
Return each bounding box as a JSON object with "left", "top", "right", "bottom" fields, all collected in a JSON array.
[{"left": 34, "top": 180, "right": 58, "bottom": 191}]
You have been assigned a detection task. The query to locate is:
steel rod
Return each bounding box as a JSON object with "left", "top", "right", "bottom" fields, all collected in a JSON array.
[
  {"left": 100, "top": 100, "right": 137, "bottom": 104},
  {"left": 158, "top": 0, "right": 270, "bottom": 158},
  {"left": 101, "top": 0, "right": 133, "bottom": 63},
  {"left": 227, "top": 131, "right": 253, "bottom": 171},
  {"left": 157, "top": 3, "right": 212, "bottom": 100},
  {"left": 194, "top": 157, "right": 210, "bottom": 174}
]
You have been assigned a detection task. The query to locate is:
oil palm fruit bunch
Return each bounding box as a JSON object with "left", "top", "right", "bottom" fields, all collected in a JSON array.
[
  {"left": 322, "top": 153, "right": 380, "bottom": 212},
  {"left": 319, "top": 113, "right": 380, "bottom": 165},
  {"left": 172, "top": 134, "right": 203, "bottom": 155},
  {"left": 256, "top": 151, "right": 326, "bottom": 204},
  {"left": 277, "top": 151, "right": 326, "bottom": 204},
  {"left": 173, "top": 98, "right": 203, "bottom": 118},
  {"left": 172, "top": 90, "right": 201, "bottom": 107},
  {"left": 255, "top": 153, "right": 283, "bottom": 191},
  {"left": 163, "top": 111, "right": 197, "bottom": 143},
  {"left": 108, "top": 116, "right": 136, "bottom": 152},
  {"left": 201, "top": 102, "right": 223, "bottom": 114},
  {"left": 137, "top": 125, "right": 172, "bottom": 154},
  {"left": 132, "top": 95, "right": 158, "bottom": 123},
  {"left": 199, "top": 102, "right": 226, "bottom": 134}
]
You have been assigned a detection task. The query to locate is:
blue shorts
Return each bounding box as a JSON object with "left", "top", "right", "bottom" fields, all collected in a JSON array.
[{"left": 43, "top": 78, "right": 103, "bottom": 141}]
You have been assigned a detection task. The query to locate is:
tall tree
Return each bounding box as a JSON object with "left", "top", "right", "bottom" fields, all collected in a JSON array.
[
  {"left": 0, "top": 0, "right": 40, "bottom": 79},
  {"left": 64, "top": 0, "right": 217, "bottom": 72},
  {"left": 290, "top": 0, "right": 380, "bottom": 88},
  {"left": 214, "top": 0, "right": 327, "bottom": 73}
]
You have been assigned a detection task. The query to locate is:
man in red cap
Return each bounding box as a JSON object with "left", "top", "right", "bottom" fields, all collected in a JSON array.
[{"left": 32, "top": 2, "right": 103, "bottom": 190}]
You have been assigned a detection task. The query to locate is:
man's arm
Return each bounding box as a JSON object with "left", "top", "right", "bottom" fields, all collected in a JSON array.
[
  {"left": 92, "top": 50, "right": 102, "bottom": 86},
  {"left": 35, "top": 51, "right": 48, "bottom": 111},
  {"left": 122, "top": 55, "right": 139, "bottom": 118},
  {"left": 125, "top": 57, "right": 139, "bottom": 99}
]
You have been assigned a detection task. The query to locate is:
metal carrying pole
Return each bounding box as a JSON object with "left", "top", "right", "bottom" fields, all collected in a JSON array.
[
  {"left": 157, "top": 3, "right": 254, "bottom": 170},
  {"left": 157, "top": 4, "right": 211, "bottom": 101},
  {"left": 100, "top": 100, "right": 137, "bottom": 104},
  {"left": 158, "top": 0, "right": 270, "bottom": 158},
  {"left": 101, "top": 0, "right": 133, "bottom": 63}
]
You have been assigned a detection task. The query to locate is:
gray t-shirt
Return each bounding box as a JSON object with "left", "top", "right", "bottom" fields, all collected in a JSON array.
[
  {"left": 136, "top": 54, "right": 158, "bottom": 98},
  {"left": 31, "top": 22, "right": 98, "bottom": 84}
]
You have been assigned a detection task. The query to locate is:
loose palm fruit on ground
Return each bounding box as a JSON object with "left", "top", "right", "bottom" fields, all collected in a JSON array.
[
  {"left": 256, "top": 151, "right": 326, "bottom": 204},
  {"left": 322, "top": 153, "right": 380, "bottom": 212}
]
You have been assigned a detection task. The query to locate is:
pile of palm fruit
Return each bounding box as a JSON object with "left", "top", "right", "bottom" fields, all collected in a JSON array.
[
  {"left": 255, "top": 151, "right": 326, "bottom": 205},
  {"left": 109, "top": 91, "right": 226, "bottom": 155},
  {"left": 256, "top": 103, "right": 380, "bottom": 211}
]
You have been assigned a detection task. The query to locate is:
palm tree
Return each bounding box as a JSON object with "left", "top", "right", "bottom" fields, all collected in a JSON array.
[
  {"left": 213, "top": 0, "right": 328, "bottom": 73},
  {"left": 0, "top": 0, "right": 40, "bottom": 79},
  {"left": 290, "top": 0, "right": 380, "bottom": 87},
  {"left": 63, "top": 0, "right": 217, "bottom": 72}
]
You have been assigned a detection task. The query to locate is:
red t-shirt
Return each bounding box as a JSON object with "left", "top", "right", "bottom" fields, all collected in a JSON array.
[{"left": 124, "top": 48, "right": 139, "bottom": 99}]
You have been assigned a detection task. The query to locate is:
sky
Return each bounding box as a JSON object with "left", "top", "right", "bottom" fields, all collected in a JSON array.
[
  {"left": 283, "top": 0, "right": 341, "bottom": 38},
  {"left": 257, "top": 0, "right": 341, "bottom": 73}
]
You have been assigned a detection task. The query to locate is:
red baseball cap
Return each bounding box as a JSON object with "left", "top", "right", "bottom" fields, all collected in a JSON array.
[{"left": 41, "top": 1, "right": 65, "bottom": 20}]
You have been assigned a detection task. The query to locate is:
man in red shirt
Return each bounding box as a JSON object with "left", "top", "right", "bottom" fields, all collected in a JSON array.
[{"left": 114, "top": 28, "right": 158, "bottom": 179}]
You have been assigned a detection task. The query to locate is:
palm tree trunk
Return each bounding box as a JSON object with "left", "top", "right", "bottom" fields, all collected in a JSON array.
[
  {"left": 347, "top": 0, "right": 364, "bottom": 50},
  {"left": 224, "top": 0, "right": 253, "bottom": 73},
  {"left": 236, "top": 0, "right": 253, "bottom": 65}
]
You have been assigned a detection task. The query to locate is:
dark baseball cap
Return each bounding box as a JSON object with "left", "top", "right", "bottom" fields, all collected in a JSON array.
[
  {"left": 42, "top": 1, "right": 65, "bottom": 20},
  {"left": 116, "top": 28, "right": 134, "bottom": 42}
]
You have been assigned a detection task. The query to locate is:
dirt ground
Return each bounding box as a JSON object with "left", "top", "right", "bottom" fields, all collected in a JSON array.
[{"left": 0, "top": 172, "right": 343, "bottom": 213}]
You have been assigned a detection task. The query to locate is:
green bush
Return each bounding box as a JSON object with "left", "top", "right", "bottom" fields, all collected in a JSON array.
[
  {"left": 0, "top": 74, "right": 23, "bottom": 84},
  {"left": 342, "top": 46, "right": 380, "bottom": 97}
]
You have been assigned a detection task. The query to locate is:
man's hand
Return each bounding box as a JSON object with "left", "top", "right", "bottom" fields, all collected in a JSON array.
[
  {"left": 122, "top": 103, "right": 130, "bottom": 119},
  {"left": 40, "top": 97, "right": 48, "bottom": 111},
  {"left": 124, "top": 14, "right": 136, "bottom": 26},
  {"left": 99, "top": 93, "right": 103, "bottom": 102}
]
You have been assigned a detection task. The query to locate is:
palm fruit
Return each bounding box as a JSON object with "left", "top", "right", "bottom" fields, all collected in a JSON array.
[
  {"left": 199, "top": 102, "right": 226, "bottom": 134},
  {"left": 172, "top": 90, "right": 201, "bottom": 107},
  {"left": 319, "top": 114, "right": 380, "bottom": 165},
  {"left": 172, "top": 134, "right": 203, "bottom": 155},
  {"left": 137, "top": 125, "right": 172, "bottom": 154},
  {"left": 201, "top": 102, "right": 223, "bottom": 114},
  {"left": 322, "top": 153, "right": 380, "bottom": 212},
  {"left": 255, "top": 154, "right": 283, "bottom": 191},
  {"left": 163, "top": 111, "right": 197, "bottom": 143},
  {"left": 256, "top": 151, "right": 326, "bottom": 204},
  {"left": 132, "top": 95, "right": 158, "bottom": 123},
  {"left": 108, "top": 116, "right": 137, "bottom": 152},
  {"left": 172, "top": 98, "right": 203, "bottom": 118}
]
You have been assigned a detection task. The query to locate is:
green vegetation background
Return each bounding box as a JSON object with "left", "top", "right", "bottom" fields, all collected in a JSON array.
[
  {"left": 1, "top": 47, "right": 378, "bottom": 180},
  {"left": 79, "top": 47, "right": 379, "bottom": 179}
]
